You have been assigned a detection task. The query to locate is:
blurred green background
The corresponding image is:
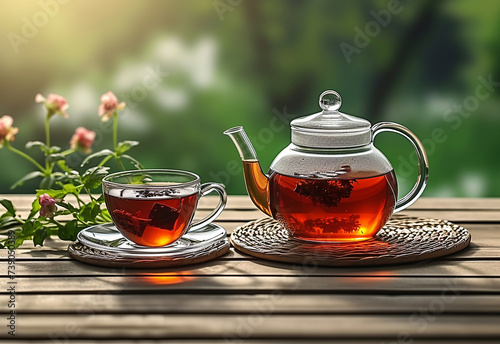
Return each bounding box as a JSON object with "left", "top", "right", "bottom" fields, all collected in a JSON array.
[{"left": 0, "top": 0, "right": 499, "bottom": 197}]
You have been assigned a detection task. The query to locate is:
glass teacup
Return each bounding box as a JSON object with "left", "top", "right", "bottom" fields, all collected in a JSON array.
[{"left": 102, "top": 169, "right": 227, "bottom": 247}]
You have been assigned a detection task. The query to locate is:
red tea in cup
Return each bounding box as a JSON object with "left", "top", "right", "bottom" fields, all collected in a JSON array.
[{"left": 102, "top": 169, "right": 226, "bottom": 247}]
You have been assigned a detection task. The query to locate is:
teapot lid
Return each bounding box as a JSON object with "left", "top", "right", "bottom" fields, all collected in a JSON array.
[{"left": 290, "top": 90, "right": 371, "bottom": 148}]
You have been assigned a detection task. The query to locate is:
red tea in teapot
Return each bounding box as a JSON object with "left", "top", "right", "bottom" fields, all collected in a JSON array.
[{"left": 269, "top": 170, "right": 397, "bottom": 242}]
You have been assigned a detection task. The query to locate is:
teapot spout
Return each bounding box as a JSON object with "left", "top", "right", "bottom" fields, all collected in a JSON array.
[{"left": 224, "top": 127, "right": 272, "bottom": 216}]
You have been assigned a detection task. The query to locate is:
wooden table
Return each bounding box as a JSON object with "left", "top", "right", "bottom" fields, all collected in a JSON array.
[{"left": 1, "top": 196, "right": 500, "bottom": 343}]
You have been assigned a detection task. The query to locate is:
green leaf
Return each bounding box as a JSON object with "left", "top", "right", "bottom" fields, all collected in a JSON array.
[
  {"left": 0, "top": 199, "right": 16, "bottom": 216},
  {"left": 121, "top": 154, "right": 143, "bottom": 169},
  {"left": 52, "top": 173, "right": 69, "bottom": 185},
  {"left": 129, "top": 172, "right": 152, "bottom": 184},
  {"left": 82, "top": 166, "right": 109, "bottom": 190},
  {"left": 47, "top": 153, "right": 66, "bottom": 163},
  {"left": 36, "top": 189, "right": 68, "bottom": 200},
  {"left": 96, "top": 193, "right": 105, "bottom": 203},
  {"left": 14, "top": 235, "right": 26, "bottom": 248},
  {"left": 81, "top": 149, "right": 114, "bottom": 166},
  {"left": 79, "top": 201, "right": 101, "bottom": 222},
  {"left": 10, "top": 171, "right": 44, "bottom": 190},
  {"left": 58, "top": 220, "right": 81, "bottom": 240},
  {"left": 26, "top": 141, "right": 49, "bottom": 152},
  {"left": 28, "top": 197, "right": 41, "bottom": 220},
  {"left": 61, "top": 183, "right": 83, "bottom": 195},
  {"left": 21, "top": 219, "right": 40, "bottom": 236},
  {"left": 33, "top": 228, "right": 48, "bottom": 246},
  {"left": 48, "top": 146, "right": 61, "bottom": 154},
  {"left": 116, "top": 141, "right": 139, "bottom": 155},
  {"left": 56, "top": 201, "right": 78, "bottom": 213},
  {"left": 62, "top": 170, "right": 81, "bottom": 182},
  {"left": 97, "top": 208, "right": 112, "bottom": 222},
  {"left": 39, "top": 175, "right": 55, "bottom": 189},
  {"left": 0, "top": 217, "right": 19, "bottom": 228},
  {"left": 57, "top": 160, "right": 73, "bottom": 173}
]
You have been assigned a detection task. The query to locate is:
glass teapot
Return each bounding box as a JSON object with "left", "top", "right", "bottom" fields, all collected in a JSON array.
[{"left": 225, "top": 90, "right": 429, "bottom": 242}]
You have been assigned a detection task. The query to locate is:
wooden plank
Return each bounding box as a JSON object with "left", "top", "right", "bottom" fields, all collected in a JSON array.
[
  {"left": 2, "top": 314, "right": 500, "bottom": 340},
  {"left": 2, "top": 294, "right": 500, "bottom": 314},
  {"left": 412, "top": 198, "right": 500, "bottom": 210},
  {"left": 402, "top": 210, "right": 500, "bottom": 222},
  {"left": 1, "top": 244, "right": 500, "bottom": 262},
  {"left": 0, "top": 275, "right": 498, "bottom": 294},
  {"left": 2, "top": 223, "right": 499, "bottom": 259},
  {"left": 7, "top": 341, "right": 500, "bottom": 344},
  {"left": 3, "top": 260, "right": 500, "bottom": 278},
  {"left": 3, "top": 243, "right": 500, "bottom": 261}
]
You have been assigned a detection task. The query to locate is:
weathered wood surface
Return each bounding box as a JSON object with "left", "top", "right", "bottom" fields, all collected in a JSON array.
[{"left": 1, "top": 196, "right": 500, "bottom": 342}]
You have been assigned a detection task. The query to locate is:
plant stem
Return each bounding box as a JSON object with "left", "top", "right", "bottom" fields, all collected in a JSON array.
[
  {"left": 113, "top": 112, "right": 118, "bottom": 150},
  {"left": 61, "top": 148, "right": 77, "bottom": 156},
  {"left": 74, "top": 194, "right": 85, "bottom": 207},
  {"left": 51, "top": 218, "right": 66, "bottom": 228},
  {"left": 98, "top": 154, "right": 114, "bottom": 167},
  {"left": 84, "top": 187, "right": 96, "bottom": 202},
  {"left": 45, "top": 113, "right": 51, "bottom": 148},
  {"left": 115, "top": 156, "right": 126, "bottom": 171},
  {"left": 111, "top": 111, "right": 127, "bottom": 171},
  {"left": 5, "top": 141, "right": 45, "bottom": 172}
]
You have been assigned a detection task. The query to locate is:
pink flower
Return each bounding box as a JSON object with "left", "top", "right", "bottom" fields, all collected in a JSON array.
[
  {"left": 35, "top": 93, "right": 69, "bottom": 118},
  {"left": 39, "top": 193, "right": 57, "bottom": 218},
  {"left": 70, "top": 127, "right": 96, "bottom": 154},
  {"left": 98, "top": 91, "right": 125, "bottom": 122},
  {"left": 0, "top": 115, "right": 19, "bottom": 148}
]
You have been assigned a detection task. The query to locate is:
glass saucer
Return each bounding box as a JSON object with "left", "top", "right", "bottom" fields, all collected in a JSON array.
[{"left": 77, "top": 222, "right": 227, "bottom": 257}]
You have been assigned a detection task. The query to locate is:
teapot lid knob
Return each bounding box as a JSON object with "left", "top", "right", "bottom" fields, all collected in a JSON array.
[{"left": 319, "top": 90, "right": 342, "bottom": 111}]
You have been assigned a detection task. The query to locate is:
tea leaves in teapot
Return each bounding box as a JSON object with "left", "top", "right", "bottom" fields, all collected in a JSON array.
[{"left": 294, "top": 179, "right": 356, "bottom": 207}]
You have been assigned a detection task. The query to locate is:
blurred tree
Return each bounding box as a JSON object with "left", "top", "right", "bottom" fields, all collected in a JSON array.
[{"left": 0, "top": 0, "right": 499, "bottom": 197}]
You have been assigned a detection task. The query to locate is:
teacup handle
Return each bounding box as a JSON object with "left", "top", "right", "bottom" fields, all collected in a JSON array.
[
  {"left": 189, "top": 183, "right": 227, "bottom": 231},
  {"left": 372, "top": 122, "right": 429, "bottom": 213}
]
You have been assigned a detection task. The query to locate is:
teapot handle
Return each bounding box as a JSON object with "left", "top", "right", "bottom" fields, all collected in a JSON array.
[{"left": 372, "top": 122, "right": 429, "bottom": 213}]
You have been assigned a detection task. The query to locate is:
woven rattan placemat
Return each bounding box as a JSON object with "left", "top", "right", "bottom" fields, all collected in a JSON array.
[
  {"left": 69, "top": 237, "right": 230, "bottom": 268},
  {"left": 231, "top": 215, "right": 471, "bottom": 267}
]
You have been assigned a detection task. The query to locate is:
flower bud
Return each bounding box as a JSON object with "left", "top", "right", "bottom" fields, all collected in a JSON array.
[
  {"left": 36, "top": 93, "right": 69, "bottom": 118},
  {"left": 39, "top": 193, "right": 57, "bottom": 218},
  {"left": 70, "top": 127, "right": 96, "bottom": 154},
  {"left": 98, "top": 91, "right": 125, "bottom": 122},
  {"left": 0, "top": 115, "right": 19, "bottom": 148}
]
